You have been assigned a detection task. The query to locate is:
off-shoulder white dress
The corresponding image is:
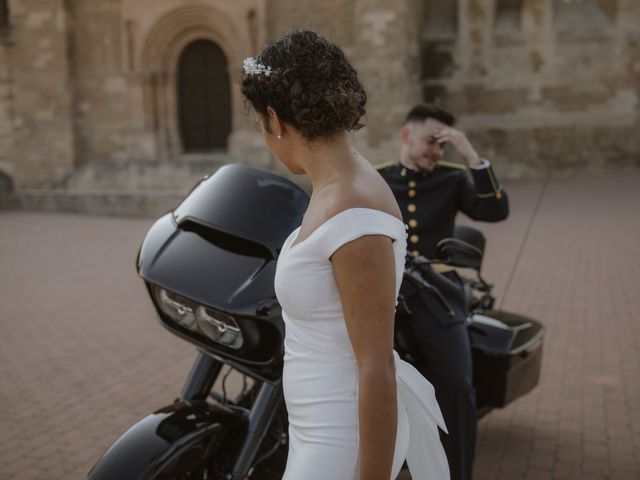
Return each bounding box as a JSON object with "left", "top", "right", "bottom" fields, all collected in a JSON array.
[{"left": 274, "top": 208, "right": 450, "bottom": 480}]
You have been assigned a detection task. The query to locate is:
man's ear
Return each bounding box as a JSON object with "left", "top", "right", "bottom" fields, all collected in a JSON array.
[{"left": 400, "top": 126, "right": 412, "bottom": 145}]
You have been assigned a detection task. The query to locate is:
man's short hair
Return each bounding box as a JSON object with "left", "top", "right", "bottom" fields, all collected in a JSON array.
[{"left": 405, "top": 103, "right": 456, "bottom": 127}]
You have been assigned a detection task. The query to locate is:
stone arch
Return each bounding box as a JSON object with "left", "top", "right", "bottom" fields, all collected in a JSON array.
[{"left": 140, "top": 5, "right": 244, "bottom": 160}]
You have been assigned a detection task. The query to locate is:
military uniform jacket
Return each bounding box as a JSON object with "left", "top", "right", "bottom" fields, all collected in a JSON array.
[{"left": 379, "top": 161, "right": 509, "bottom": 259}]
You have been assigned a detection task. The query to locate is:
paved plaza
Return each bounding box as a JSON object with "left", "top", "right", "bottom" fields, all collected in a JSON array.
[{"left": 1, "top": 170, "right": 639, "bottom": 479}]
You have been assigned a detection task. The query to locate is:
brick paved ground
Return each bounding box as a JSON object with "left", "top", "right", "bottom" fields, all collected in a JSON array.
[{"left": 1, "top": 171, "right": 639, "bottom": 480}]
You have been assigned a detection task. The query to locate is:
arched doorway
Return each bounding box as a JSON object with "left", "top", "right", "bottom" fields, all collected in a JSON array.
[{"left": 177, "top": 39, "right": 231, "bottom": 152}]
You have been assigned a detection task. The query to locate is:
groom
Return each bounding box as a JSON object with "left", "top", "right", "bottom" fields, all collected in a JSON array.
[{"left": 379, "top": 103, "right": 509, "bottom": 480}]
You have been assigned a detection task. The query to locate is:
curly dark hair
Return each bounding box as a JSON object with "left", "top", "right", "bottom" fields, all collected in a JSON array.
[
  {"left": 405, "top": 103, "right": 456, "bottom": 127},
  {"left": 241, "top": 30, "right": 367, "bottom": 141}
]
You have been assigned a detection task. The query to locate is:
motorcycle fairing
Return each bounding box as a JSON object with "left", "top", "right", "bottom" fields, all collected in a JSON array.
[
  {"left": 173, "top": 163, "right": 309, "bottom": 259},
  {"left": 138, "top": 213, "right": 281, "bottom": 317},
  {"left": 137, "top": 164, "right": 309, "bottom": 316},
  {"left": 87, "top": 401, "right": 246, "bottom": 480}
]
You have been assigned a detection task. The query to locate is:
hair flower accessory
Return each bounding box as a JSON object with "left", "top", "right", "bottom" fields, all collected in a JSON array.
[{"left": 243, "top": 57, "right": 272, "bottom": 77}]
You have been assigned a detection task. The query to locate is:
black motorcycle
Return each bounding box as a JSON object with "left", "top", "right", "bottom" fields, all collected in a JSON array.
[{"left": 88, "top": 164, "right": 544, "bottom": 480}]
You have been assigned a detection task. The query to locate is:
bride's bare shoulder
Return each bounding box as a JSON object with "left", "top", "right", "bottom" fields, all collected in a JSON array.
[{"left": 321, "top": 178, "right": 401, "bottom": 222}]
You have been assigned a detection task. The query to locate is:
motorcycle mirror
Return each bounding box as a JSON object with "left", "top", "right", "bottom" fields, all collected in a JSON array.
[
  {"left": 453, "top": 225, "right": 486, "bottom": 256},
  {"left": 435, "top": 238, "right": 483, "bottom": 270}
]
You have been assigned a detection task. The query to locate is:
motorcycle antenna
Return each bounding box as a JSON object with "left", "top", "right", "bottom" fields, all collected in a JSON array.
[{"left": 499, "top": 169, "right": 552, "bottom": 309}]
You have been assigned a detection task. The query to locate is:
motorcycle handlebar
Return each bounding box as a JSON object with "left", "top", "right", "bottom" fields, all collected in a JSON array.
[
  {"left": 405, "top": 255, "right": 461, "bottom": 296},
  {"left": 421, "top": 268, "right": 460, "bottom": 298},
  {"left": 403, "top": 257, "right": 455, "bottom": 318}
]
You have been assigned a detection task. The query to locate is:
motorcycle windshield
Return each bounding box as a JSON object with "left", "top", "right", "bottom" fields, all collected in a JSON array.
[{"left": 173, "top": 164, "right": 309, "bottom": 259}]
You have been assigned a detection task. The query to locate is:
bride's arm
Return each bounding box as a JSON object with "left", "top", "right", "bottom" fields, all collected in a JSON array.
[{"left": 332, "top": 234, "right": 398, "bottom": 480}]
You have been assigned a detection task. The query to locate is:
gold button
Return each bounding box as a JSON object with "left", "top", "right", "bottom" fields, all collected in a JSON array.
[
  {"left": 400, "top": 168, "right": 407, "bottom": 177},
  {"left": 411, "top": 250, "right": 420, "bottom": 257},
  {"left": 410, "top": 234, "right": 419, "bottom": 244},
  {"left": 408, "top": 180, "right": 416, "bottom": 188},
  {"left": 408, "top": 219, "right": 417, "bottom": 228},
  {"left": 407, "top": 204, "right": 416, "bottom": 213},
  {"left": 408, "top": 189, "right": 416, "bottom": 198}
]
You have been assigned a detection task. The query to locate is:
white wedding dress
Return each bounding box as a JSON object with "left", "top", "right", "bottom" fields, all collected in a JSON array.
[{"left": 274, "top": 208, "right": 450, "bottom": 480}]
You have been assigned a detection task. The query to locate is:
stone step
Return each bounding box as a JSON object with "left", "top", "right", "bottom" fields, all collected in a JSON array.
[
  {"left": 57, "top": 158, "right": 231, "bottom": 192},
  {"left": 0, "top": 158, "right": 235, "bottom": 217},
  {"left": 0, "top": 189, "right": 187, "bottom": 218}
]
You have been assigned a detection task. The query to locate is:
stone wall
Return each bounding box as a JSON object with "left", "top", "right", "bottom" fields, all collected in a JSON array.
[
  {"left": 420, "top": 0, "right": 640, "bottom": 177},
  {"left": 0, "top": 0, "right": 638, "bottom": 192},
  {"left": 267, "top": 0, "right": 355, "bottom": 49},
  {"left": 350, "top": 0, "right": 423, "bottom": 165},
  {"left": 0, "top": 0, "right": 273, "bottom": 189},
  {"left": 67, "top": 0, "right": 132, "bottom": 164},
  {"left": 122, "top": 0, "right": 267, "bottom": 162},
  {"left": 4, "top": 0, "right": 76, "bottom": 188},
  {"left": 265, "top": 0, "right": 423, "bottom": 166}
]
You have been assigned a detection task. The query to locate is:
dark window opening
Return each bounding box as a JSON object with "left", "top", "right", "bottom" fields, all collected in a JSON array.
[
  {"left": 177, "top": 40, "right": 231, "bottom": 153},
  {"left": 0, "top": 1, "right": 8, "bottom": 27},
  {"left": 0, "top": 0, "right": 11, "bottom": 41},
  {"left": 424, "top": 0, "right": 458, "bottom": 39},
  {"left": 494, "top": 0, "right": 522, "bottom": 35}
]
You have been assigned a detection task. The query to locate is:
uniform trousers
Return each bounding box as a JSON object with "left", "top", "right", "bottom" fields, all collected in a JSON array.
[{"left": 400, "top": 271, "right": 476, "bottom": 480}]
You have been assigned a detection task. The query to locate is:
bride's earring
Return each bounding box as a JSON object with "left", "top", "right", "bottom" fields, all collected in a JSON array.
[{"left": 277, "top": 134, "right": 282, "bottom": 140}]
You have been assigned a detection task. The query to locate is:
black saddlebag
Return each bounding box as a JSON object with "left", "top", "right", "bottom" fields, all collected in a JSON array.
[{"left": 469, "top": 310, "right": 544, "bottom": 409}]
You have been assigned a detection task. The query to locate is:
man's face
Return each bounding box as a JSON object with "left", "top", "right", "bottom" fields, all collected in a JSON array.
[{"left": 405, "top": 118, "right": 447, "bottom": 173}]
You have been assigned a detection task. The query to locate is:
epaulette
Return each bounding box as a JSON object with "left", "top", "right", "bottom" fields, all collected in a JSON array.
[
  {"left": 436, "top": 160, "right": 467, "bottom": 170},
  {"left": 375, "top": 160, "right": 397, "bottom": 172}
]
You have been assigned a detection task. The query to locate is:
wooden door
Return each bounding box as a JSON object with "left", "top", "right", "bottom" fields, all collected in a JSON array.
[{"left": 178, "top": 40, "right": 231, "bottom": 152}]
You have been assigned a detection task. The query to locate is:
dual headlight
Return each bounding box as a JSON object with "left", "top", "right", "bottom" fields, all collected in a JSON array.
[{"left": 152, "top": 286, "right": 243, "bottom": 350}]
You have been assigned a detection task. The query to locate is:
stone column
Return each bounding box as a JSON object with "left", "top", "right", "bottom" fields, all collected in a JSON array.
[
  {"left": 614, "top": 0, "right": 640, "bottom": 160},
  {"left": 614, "top": 0, "right": 640, "bottom": 78},
  {"left": 9, "top": 0, "right": 75, "bottom": 188},
  {"left": 352, "top": 0, "right": 423, "bottom": 164},
  {"left": 68, "top": 0, "right": 132, "bottom": 163},
  {"left": 456, "top": 0, "right": 492, "bottom": 79},
  {"left": 522, "top": 0, "right": 555, "bottom": 102}
]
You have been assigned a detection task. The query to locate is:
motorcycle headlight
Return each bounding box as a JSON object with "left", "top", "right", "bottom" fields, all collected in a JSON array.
[
  {"left": 195, "top": 306, "right": 244, "bottom": 350},
  {"left": 153, "top": 287, "right": 197, "bottom": 331},
  {"left": 152, "top": 286, "right": 245, "bottom": 350}
]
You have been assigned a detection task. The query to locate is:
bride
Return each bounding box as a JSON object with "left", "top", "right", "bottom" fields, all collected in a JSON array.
[{"left": 241, "top": 30, "right": 449, "bottom": 480}]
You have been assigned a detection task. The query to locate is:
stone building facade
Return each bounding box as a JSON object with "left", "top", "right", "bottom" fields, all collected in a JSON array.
[{"left": 0, "top": 0, "right": 638, "bottom": 190}]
